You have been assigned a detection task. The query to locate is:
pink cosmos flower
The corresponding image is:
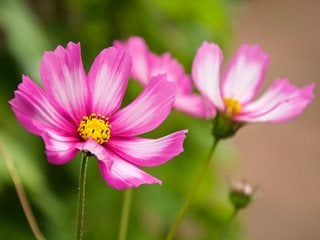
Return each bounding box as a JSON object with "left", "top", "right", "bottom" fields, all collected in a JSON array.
[
  {"left": 10, "top": 42, "right": 187, "bottom": 189},
  {"left": 192, "top": 42, "right": 315, "bottom": 123},
  {"left": 114, "top": 36, "right": 214, "bottom": 118}
]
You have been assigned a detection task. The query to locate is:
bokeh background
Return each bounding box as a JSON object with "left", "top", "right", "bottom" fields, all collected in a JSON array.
[{"left": 0, "top": 0, "right": 319, "bottom": 239}]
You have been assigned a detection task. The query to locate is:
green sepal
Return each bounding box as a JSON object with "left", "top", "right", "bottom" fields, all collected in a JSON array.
[
  {"left": 211, "top": 112, "right": 244, "bottom": 140},
  {"left": 229, "top": 190, "right": 252, "bottom": 210}
]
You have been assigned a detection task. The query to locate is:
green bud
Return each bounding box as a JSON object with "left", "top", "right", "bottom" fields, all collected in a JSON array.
[{"left": 229, "top": 180, "right": 254, "bottom": 210}]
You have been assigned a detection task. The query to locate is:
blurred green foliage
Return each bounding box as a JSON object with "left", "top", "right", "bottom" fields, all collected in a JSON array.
[{"left": 0, "top": 0, "right": 245, "bottom": 239}]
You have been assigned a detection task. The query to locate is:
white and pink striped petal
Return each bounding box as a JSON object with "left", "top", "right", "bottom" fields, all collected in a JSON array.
[
  {"left": 237, "top": 79, "right": 315, "bottom": 122},
  {"left": 40, "top": 42, "right": 89, "bottom": 124},
  {"left": 10, "top": 75, "right": 74, "bottom": 135},
  {"left": 114, "top": 36, "right": 149, "bottom": 85},
  {"left": 148, "top": 52, "right": 193, "bottom": 94},
  {"left": 192, "top": 42, "right": 224, "bottom": 110},
  {"left": 42, "top": 129, "right": 79, "bottom": 165},
  {"left": 110, "top": 74, "right": 176, "bottom": 136},
  {"left": 88, "top": 47, "right": 132, "bottom": 116},
  {"left": 174, "top": 94, "right": 216, "bottom": 118},
  {"left": 98, "top": 150, "right": 161, "bottom": 190},
  {"left": 108, "top": 130, "right": 187, "bottom": 167},
  {"left": 222, "top": 44, "right": 269, "bottom": 104}
]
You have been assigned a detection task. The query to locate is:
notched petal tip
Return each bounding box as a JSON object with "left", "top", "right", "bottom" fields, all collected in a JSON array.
[
  {"left": 149, "top": 73, "right": 176, "bottom": 92},
  {"left": 89, "top": 46, "right": 132, "bottom": 116},
  {"left": 66, "top": 41, "right": 80, "bottom": 48},
  {"left": 200, "top": 41, "right": 223, "bottom": 52},
  {"left": 238, "top": 44, "right": 270, "bottom": 60},
  {"left": 196, "top": 42, "right": 224, "bottom": 65},
  {"left": 114, "top": 36, "right": 147, "bottom": 49},
  {"left": 302, "top": 83, "right": 316, "bottom": 99},
  {"left": 48, "top": 41, "right": 80, "bottom": 54}
]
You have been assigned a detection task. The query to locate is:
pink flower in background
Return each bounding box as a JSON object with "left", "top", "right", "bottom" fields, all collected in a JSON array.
[
  {"left": 10, "top": 42, "right": 187, "bottom": 189},
  {"left": 114, "top": 36, "right": 215, "bottom": 118},
  {"left": 192, "top": 42, "right": 315, "bottom": 123}
]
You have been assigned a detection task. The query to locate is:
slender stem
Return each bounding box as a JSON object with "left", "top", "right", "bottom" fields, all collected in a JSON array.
[
  {"left": 166, "top": 138, "right": 220, "bottom": 240},
  {"left": 118, "top": 188, "right": 133, "bottom": 240},
  {"left": 75, "top": 152, "right": 89, "bottom": 240},
  {"left": 0, "top": 137, "right": 45, "bottom": 240},
  {"left": 218, "top": 208, "right": 239, "bottom": 240}
]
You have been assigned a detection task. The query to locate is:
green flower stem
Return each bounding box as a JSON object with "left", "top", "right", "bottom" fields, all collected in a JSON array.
[
  {"left": 0, "top": 137, "right": 45, "bottom": 240},
  {"left": 75, "top": 152, "right": 89, "bottom": 240},
  {"left": 118, "top": 188, "right": 133, "bottom": 240},
  {"left": 166, "top": 138, "right": 220, "bottom": 240},
  {"left": 218, "top": 208, "right": 239, "bottom": 240}
]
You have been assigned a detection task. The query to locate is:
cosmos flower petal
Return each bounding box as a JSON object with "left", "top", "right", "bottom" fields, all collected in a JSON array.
[
  {"left": 192, "top": 42, "right": 224, "bottom": 110},
  {"left": 98, "top": 150, "right": 161, "bottom": 190},
  {"left": 222, "top": 44, "right": 269, "bottom": 104},
  {"left": 148, "top": 52, "right": 193, "bottom": 93},
  {"left": 88, "top": 47, "right": 132, "bottom": 116},
  {"left": 76, "top": 139, "right": 162, "bottom": 189},
  {"left": 42, "top": 129, "right": 79, "bottom": 165},
  {"left": 115, "top": 36, "right": 203, "bottom": 117},
  {"left": 114, "top": 36, "right": 149, "bottom": 85},
  {"left": 40, "top": 42, "right": 89, "bottom": 124},
  {"left": 237, "top": 79, "right": 315, "bottom": 122},
  {"left": 10, "top": 75, "right": 73, "bottom": 135},
  {"left": 76, "top": 138, "right": 110, "bottom": 162},
  {"left": 110, "top": 74, "right": 176, "bottom": 136},
  {"left": 174, "top": 93, "right": 216, "bottom": 118},
  {"left": 108, "top": 130, "right": 188, "bottom": 167}
]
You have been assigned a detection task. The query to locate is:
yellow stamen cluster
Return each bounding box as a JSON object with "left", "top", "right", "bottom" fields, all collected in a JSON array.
[
  {"left": 223, "top": 98, "right": 242, "bottom": 117},
  {"left": 78, "top": 113, "right": 111, "bottom": 144}
]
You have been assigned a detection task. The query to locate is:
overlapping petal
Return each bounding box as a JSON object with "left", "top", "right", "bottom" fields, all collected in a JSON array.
[
  {"left": 98, "top": 150, "right": 161, "bottom": 190},
  {"left": 222, "top": 44, "right": 269, "bottom": 104},
  {"left": 42, "top": 129, "right": 79, "bottom": 165},
  {"left": 10, "top": 75, "right": 73, "bottom": 135},
  {"left": 76, "top": 139, "right": 168, "bottom": 189},
  {"left": 238, "top": 79, "right": 315, "bottom": 122},
  {"left": 115, "top": 36, "right": 201, "bottom": 117},
  {"left": 148, "top": 52, "right": 192, "bottom": 94},
  {"left": 40, "top": 42, "right": 89, "bottom": 124},
  {"left": 108, "top": 130, "right": 187, "bottom": 167},
  {"left": 76, "top": 138, "right": 110, "bottom": 163},
  {"left": 174, "top": 94, "right": 215, "bottom": 118},
  {"left": 114, "top": 36, "right": 149, "bottom": 84},
  {"left": 110, "top": 74, "right": 176, "bottom": 136},
  {"left": 88, "top": 47, "right": 132, "bottom": 116},
  {"left": 192, "top": 42, "right": 224, "bottom": 110}
]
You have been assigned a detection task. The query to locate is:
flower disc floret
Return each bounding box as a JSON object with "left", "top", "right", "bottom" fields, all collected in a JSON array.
[
  {"left": 78, "top": 113, "right": 111, "bottom": 144},
  {"left": 223, "top": 98, "right": 242, "bottom": 117}
]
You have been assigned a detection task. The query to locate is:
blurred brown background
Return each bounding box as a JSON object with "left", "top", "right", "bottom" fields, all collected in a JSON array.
[{"left": 232, "top": 1, "right": 320, "bottom": 239}]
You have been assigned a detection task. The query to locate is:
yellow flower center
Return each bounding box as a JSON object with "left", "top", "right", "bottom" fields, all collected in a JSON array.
[
  {"left": 77, "top": 113, "right": 111, "bottom": 144},
  {"left": 223, "top": 98, "right": 242, "bottom": 117}
]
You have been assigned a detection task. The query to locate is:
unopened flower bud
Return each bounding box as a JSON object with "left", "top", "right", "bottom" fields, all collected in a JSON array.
[{"left": 229, "top": 180, "right": 255, "bottom": 210}]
